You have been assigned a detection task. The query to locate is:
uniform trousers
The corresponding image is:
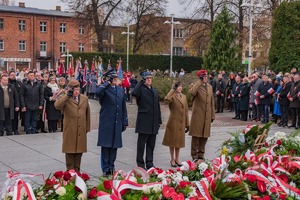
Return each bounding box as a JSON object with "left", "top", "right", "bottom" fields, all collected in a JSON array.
[
  {"left": 191, "top": 137, "right": 208, "bottom": 160},
  {"left": 101, "top": 147, "right": 117, "bottom": 173},
  {"left": 136, "top": 133, "right": 156, "bottom": 169},
  {"left": 65, "top": 153, "right": 82, "bottom": 172}
]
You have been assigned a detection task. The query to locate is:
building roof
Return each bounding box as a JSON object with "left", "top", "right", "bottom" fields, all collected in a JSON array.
[{"left": 0, "top": 4, "right": 74, "bottom": 17}]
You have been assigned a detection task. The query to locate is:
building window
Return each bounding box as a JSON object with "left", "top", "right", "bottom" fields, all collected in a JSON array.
[
  {"left": 40, "top": 41, "right": 47, "bottom": 51},
  {"left": 79, "top": 43, "right": 84, "bottom": 52},
  {"left": 0, "top": 40, "right": 4, "bottom": 51},
  {"left": 60, "top": 42, "right": 66, "bottom": 53},
  {"left": 60, "top": 23, "right": 66, "bottom": 33},
  {"left": 0, "top": 18, "right": 3, "bottom": 29},
  {"left": 40, "top": 21, "right": 47, "bottom": 32},
  {"left": 174, "top": 29, "right": 183, "bottom": 38},
  {"left": 79, "top": 26, "right": 84, "bottom": 34},
  {"left": 19, "top": 40, "right": 26, "bottom": 51},
  {"left": 19, "top": 20, "right": 26, "bottom": 31},
  {"left": 173, "top": 47, "right": 183, "bottom": 56}
]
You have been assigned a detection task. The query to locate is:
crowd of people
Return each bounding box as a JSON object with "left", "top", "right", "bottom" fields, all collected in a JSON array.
[
  {"left": 209, "top": 67, "right": 300, "bottom": 128},
  {"left": 0, "top": 66, "right": 299, "bottom": 176}
]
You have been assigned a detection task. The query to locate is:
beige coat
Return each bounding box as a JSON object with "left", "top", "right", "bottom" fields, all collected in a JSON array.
[
  {"left": 54, "top": 94, "right": 91, "bottom": 153},
  {"left": 162, "top": 89, "right": 189, "bottom": 148},
  {"left": 189, "top": 80, "right": 215, "bottom": 138}
]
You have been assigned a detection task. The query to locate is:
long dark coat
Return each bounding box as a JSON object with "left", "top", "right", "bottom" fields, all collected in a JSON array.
[
  {"left": 289, "top": 81, "right": 300, "bottom": 108},
  {"left": 44, "top": 86, "right": 62, "bottom": 121},
  {"left": 279, "top": 82, "right": 292, "bottom": 106},
  {"left": 0, "top": 85, "right": 19, "bottom": 120},
  {"left": 231, "top": 82, "right": 243, "bottom": 103},
  {"left": 54, "top": 94, "right": 91, "bottom": 153},
  {"left": 238, "top": 83, "right": 250, "bottom": 111},
  {"left": 163, "top": 89, "right": 189, "bottom": 148},
  {"left": 189, "top": 80, "right": 215, "bottom": 138},
  {"left": 96, "top": 83, "right": 128, "bottom": 148},
  {"left": 20, "top": 79, "right": 44, "bottom": 110},
  {"left": 257, "top": 82, "right": 273, "bottom": 105},
  {"left": 132, "top": 81, "right": 162, "bottom": 134}
]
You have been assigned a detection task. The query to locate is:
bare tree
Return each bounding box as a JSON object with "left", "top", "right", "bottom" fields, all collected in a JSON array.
[
  {"left": 125, "top": 0, "right": 167, "bottom": 54},
  {"left": 62, "top": 0, "right": 122, "bottom": 52}
]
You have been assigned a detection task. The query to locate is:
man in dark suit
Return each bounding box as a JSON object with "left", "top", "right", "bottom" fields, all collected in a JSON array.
[
  {"left": 132, "top": 71, "right": 162, "bottom": 170},
  {"left": 8, "top": 71, "right": 22, "bottom": 135},
  {"left": 278, "top": 76, "right": 292, "bottom": 127},
  {"left": 215, "top": 74, "right": 226, "bottom": 113},
  {"left": 96, "top": 69, "right": 128, "bottom": 176},
  {"left": 0, "top": 75, "right": 19, "bottom": 136},
  {"left": 289, "top": 73, "right": 300, "bottom": 129}
]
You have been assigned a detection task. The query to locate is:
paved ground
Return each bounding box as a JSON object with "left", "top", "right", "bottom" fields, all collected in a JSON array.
[{"left": 0, "top": 99, "right": 296, "bottom": 186}]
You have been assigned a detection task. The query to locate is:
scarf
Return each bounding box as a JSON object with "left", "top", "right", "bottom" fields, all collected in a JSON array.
[{"left": 47, "top": 82, "right": 59, "bottom": 94}]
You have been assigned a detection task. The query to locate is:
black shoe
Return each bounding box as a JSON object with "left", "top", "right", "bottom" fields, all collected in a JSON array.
[
  {"left": 25, "top": 132, "right": 30, "bottom": 134},
  {"left": 215, "top": 111, "right": 220, "bottom": 113},
  {"left": 175, "top": 161, "right": 182, "bottom": 167},
  {"left": 35, "top": 130, "right": 39, "bottom": 133},
  {"left": 170, "top": 161, "right": 177, "bottom": 168},
  {"left": 14, "top": 130, "right": 20, "bottom": 135},
  {"left": 278, "top": 122, "right": 283, "bottom": 126},
  {"left": 220, "top": 110, "right": 223, "bottom": 113},
  {"left": 235, "top": 117, "right": 240, "bottom": 120},
  {"left": 102, "top": 171, "right": 110, "bottom": 177},
  {"left": 41, "top": 129, "right": 47, "bottom": 133},
  {"left": 232, "top": 117, "right": 237, "bottom": 119},
  {"left": 289, "top": 125, "right": 296, "bottom": 128}
]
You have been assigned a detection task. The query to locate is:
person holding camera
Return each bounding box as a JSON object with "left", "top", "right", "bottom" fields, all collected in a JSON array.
[
  {"left": 132, "top": 71, "right": 162, "bottom": 170},
  {"left": 96, "top": 69, "right": 128, "bottom": 176},
  {"left": 54, "top": 79, "right": 91, "bottom": 172},
  {"left": 188, "top": 70, "right": 215, "bottom": 161},
  {"left": 163, "top": 81, "right": 189, "bottom": 167}
]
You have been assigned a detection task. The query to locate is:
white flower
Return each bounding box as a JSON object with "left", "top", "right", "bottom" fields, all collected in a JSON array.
[
  {"left": 198, "top": 162, "right": 208, "bottom": 171},
  {"left": 173, "top": 175, "right": 183, "bottom": 184},
  {"left": 294, "top": 136, "right": 300, "bottom": 142},
  {"left": 157, "top": 172, "right": 166, "bottom": 179},
  {"left": 77, "top": 193, "right": 85, "bottom": 200},
  {"left": 290, "top": 181, "right": 296, "bottom": 188},
  {"left": 37, "top": 191, "right": 44, "bottom": 196},
  {"left": 183, "top": 176, "right": 189, "bottom": 181},
  {"left": 128, "top": 176, "right": 137, "bottom": 183},
  {"left": 188, "top": 187, "right": 197, "bottom": 197},
  {"left": 153, "top": 185, "right": 161, "bottom": 193},
  {"left": 274, "top": 132, "right": 287, "bottom": 140},
  {"left": 238, "top": 134, "right": 245, "bottom": 143},
  {"left": 230, "top": 136, "right": 235, "bottom": 141},
  {"left": 55, "top": 187, "right": 66, "bottom": 196},
  {"left": 142, "top": 185, "right": 150, "bottom": 194}
]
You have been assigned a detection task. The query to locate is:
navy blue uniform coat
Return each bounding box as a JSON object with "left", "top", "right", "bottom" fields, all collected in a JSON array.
[
  {"left": 132, "top": 81, "right": 162, "bottom": 134},
  {"left": 96, "top": 83, "right": 128, "bottom": 148}
]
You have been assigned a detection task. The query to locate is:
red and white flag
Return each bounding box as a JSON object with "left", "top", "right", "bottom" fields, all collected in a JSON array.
[
  {"left": 216, "top": 90, "right": 221, "bottom": 95},
  {"left": 254, "top": 91, "right": 260, "bottom": 97},
  {"left": 287, "top": 92, "right": 291, "bottom": 99},
  {"left": 83, "top": 63, "right": 87, "bottom": 88},
  {"left": 298, "top": 92, "right": 300, "bottom": 99},
  {"left": 267, "top": 88, "right": 274, "bottom": 94},
  {"left": 254, "top": 98, "right": 259, "bottom": 105}
]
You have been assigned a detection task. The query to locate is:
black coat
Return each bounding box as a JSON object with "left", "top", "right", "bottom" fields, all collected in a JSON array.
[
  {"left": 238, "top": 83, "right": 250, "bottom": 111},
  {"left": 231, "top": 82, "right": 243, "bottom": 103},
  {"left": 20, "top": 79, "right": 44, "bottom": 110},
  {"left": 289, "top": 81, "right": 300, "bottom": 108},
  {"left": 216, "top": 79, "right": 226, "bottom": 95},
  {"left": 279, "top": 82, "right": 292, "bottom": 106},
  {"left": 44, "top": 86, "right": 62, "bottom": 121},
  {"left": 257, "top": 82, "right": 273, "bottom": 105},
  {"left": 209, "top": 78, "right": 217, "bottom": 93},
  {"left": 132, "top": 81, "right": 162, "bottom": 134},
  {"left": 0, "top": 84, "right": 19, "bottom": 120}
]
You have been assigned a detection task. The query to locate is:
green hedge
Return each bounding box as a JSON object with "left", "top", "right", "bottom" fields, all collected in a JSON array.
[{"left": 71, "top": 52, "right": 202, "bottom": 72}]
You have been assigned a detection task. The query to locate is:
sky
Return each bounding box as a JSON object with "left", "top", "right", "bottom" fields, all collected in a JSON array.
[{"left": 19, "top": 0, "right": 187, "bottom": 18}]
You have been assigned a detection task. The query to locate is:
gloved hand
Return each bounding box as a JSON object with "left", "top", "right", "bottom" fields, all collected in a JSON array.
[
  {"left": 67, "top": 88, "right": 74, "bottom": 97},
  {"left": 211, "top": 119, "right": 214, "bottom": 123},
  {"left": 173, "top": 83, "right": 179, "bottom": 91},
  {"left": 122, "top": 126, "right": 127, "bottom": 132},
  {"left": 185, "top": 126, "right": 190, "bottom": 133}
]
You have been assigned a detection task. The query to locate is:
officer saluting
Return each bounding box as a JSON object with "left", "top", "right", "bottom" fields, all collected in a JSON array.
[
  {"left": 96, "top": 69, "right": 128, "bottom": 176},
  {"left": 132, "top": 71, "right": 162, "bottom": 170}
]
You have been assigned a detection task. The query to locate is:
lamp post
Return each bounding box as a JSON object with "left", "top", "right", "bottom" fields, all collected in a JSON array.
[
  {"left": 121, "top": 24, "right": 135, "bottom": 72},
  {"left": 164, "top": 14, "right": 181, "bottom": 77},
  {"left": 242, "top": 0, "right": 262, "bottom": 77}
]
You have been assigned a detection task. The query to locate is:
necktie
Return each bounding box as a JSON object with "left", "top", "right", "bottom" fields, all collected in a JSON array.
[{"left": 73, "top": 96, "right": 78, "bottom": 103}]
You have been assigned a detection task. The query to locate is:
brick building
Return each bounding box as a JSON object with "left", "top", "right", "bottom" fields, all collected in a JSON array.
[{"left": 0, "top": 2, "right": 91, "bottom": 71}]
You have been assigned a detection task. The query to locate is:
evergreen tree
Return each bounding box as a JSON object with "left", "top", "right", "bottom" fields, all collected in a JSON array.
[
  {"left": 269, "top": 1, "right": 300, "bottom": 72},
  {"left": 203, "top": 6, "right": 240, "bottom": 72}
]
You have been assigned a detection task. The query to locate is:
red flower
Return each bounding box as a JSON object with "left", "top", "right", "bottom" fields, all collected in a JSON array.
[
  {"left": 45, "top": 178, "right": 57, "bottom": 189},
  {"left": 246, "top": 174, "right": 257, "bottom": 183},
  {"left": 261, "top": 170, "right": 269, "bottom": 177},
  {"left": 289, "top": 150, "right": 296, "bottom": 154},
  {"left": 257, "top": 180, "right": 266, "bottom": 193},
  {"left": 75, "top": 186, "right": 82, "bottom": 192},
  {"left": 178, "top": 181, "right": 191, "bottom": 189},
  {"left": 263, "top": 196, "right": 271, "bottom": 200},
  {"left": 53, "top": 171, "right": 64, "bottom": 179},
  {"left": 265, "top": 142, "right": 269, "bottom": 147},
  {"left": 88, "top": 187, "right": 98, "bottom": 199},
  {"left": 278, "top": 174, "right": 288, "bottom": 183},
  {"left": 162, "top": 185, "right": 176, "bottom": 198},
  {"left": 81, "top": 173, "right": 90, "bottom": 181},
  {"left": 276, "top": 140, "right": 282, "bottom": 145},
  {"left": 142, "top": 196, "right": 149, "bottom": 200},
  {"left": 120, "top": 189, "right": 128, "bottom": 196},
  {"left": 203, "top": 169, "right": 213, "bottom": 177},
  {"left": 63, "top": 171, "right": 72, "bottom": 181},
  {"left": 171, "top": 192, "right": 184, "bottom": 200},
  {"left": 103, "top": 180, "right": 112, "bottom": 190},
  {"left": 279, "top": 193, "right": 287, "bottom": 200}
]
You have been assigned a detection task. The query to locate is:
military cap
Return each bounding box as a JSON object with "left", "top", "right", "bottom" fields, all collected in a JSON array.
[
  {"left": 196, "top": 70, "right": 208, "bottom": 77},
  {"left": 103, "top": 69, "right": 118, "bottom": 78},
  {"left": 140, "top": 71, "right": 153, "bottom": 79}
]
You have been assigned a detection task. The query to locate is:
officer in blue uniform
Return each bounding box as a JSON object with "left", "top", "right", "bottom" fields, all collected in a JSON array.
[{"left": 96, "top": 69, "right": 128, "bottom": 176}]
